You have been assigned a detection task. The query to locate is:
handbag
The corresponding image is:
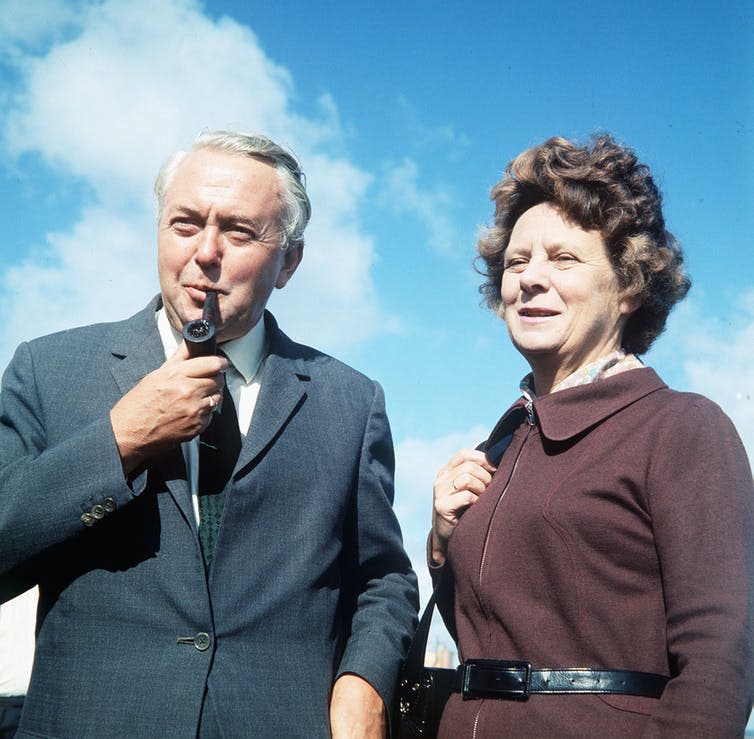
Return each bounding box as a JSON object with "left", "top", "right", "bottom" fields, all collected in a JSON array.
[{"left": 393, "top": 588, "right": 457, "bottom": 739}]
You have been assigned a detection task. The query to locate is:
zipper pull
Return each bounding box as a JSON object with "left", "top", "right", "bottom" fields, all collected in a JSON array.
[{"left": 525, "top": 399, "right": 535, "bottom": 425}]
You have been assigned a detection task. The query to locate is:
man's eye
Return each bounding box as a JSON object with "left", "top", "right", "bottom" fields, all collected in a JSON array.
[
  {"left": 227, "top": 229, "right": 255, "bottom": 244},
  {"left": 172, "top": 221, "right": 199, "bottom": 236}
]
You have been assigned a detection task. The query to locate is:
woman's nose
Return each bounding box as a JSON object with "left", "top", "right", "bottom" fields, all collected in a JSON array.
[{"left": 518, "top": 259, "right": 551, "bottom": 292}]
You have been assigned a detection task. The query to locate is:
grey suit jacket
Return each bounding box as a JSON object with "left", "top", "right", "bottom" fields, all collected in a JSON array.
[{"left": 0, "top": 296, "right": 418, "bottom": 738}]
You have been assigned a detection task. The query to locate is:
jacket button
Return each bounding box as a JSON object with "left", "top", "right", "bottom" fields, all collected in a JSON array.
[
  {"left": 103, "top": 497, "right": 116, "bottom": 513},
  {"left": 194, "top": 632, "right": 211, "bottom": 651},
  {"left": 80, "top": 512, "right": 94, "bottom": 527},
  {"left": 91, "top": 504, "right": 106, "bottom": 520}
]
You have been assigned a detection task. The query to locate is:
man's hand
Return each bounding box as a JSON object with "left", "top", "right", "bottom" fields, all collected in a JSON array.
[
  {"left": 110, "top": 342, "right": 227, "bottom": 473},
  {"left": 329, "top": 674, "right": 386, "bottom": 739}
]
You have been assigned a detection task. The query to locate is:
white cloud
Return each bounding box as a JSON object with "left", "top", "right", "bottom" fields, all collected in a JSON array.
[
  {"left": 395, "top": 96, "right": 471, "bottom": 153},
  {"left": 0, "top": 0, "right": 83, "bottom": 52},
  {"left": 3, "top": 0, "right": 295, "bottom": 193},
  {"left": 379, "top": 158, "right": 458, "bottom": 255},
  {"left": 0, "top": 0, "right": 394, "bottom": 366},
  {"left": 1, "top": 205, "right": 158, "bottom": 368},
  {"left": 657, "top": 294, "right": 754, "bottom": 461}
]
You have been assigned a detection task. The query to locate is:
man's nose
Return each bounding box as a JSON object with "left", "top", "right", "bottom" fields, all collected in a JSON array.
[{"left": 194, "top": 227, "right": 222, "bottom": 268}]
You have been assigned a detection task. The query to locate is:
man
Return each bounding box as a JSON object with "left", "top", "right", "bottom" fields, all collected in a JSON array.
[{"left": 0, "top": 131, "right": 418, "bottom": 738}]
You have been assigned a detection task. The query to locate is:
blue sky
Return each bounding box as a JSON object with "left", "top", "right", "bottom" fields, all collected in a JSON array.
[{"left": 1, "top": 0, "right": 752, "bottom": 699}]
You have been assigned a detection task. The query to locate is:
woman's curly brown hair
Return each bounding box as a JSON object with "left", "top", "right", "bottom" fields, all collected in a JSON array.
[{"left": 477, "top": 134, "right": 690, "bottom": 354}]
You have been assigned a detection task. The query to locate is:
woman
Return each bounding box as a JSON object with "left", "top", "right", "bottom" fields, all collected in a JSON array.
[{"left": 430, "top": 134, "right": 753, "bottom": 737}]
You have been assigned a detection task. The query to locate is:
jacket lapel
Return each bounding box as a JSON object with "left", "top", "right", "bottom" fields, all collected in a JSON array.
[
  {"left": 235, "top": 313, "right": 309, "bottom": 473},
  {"left": 108, "top": 296, "right": 195, "bottom": 527},
  {"left": 108, "top": 300, "right": 165, "bottom": 395}
]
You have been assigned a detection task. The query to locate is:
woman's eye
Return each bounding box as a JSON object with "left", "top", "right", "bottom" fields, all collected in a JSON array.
[
  {"left": 554, "top": 253, "right": 577, "bottom": 266},
  {"left": 504, "top": 258, "right": 527, "bottom": 271}
]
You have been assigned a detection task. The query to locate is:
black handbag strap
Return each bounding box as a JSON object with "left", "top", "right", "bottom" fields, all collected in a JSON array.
[
  {"left": 395, "top": 583, "right": 457, "bottom": 739},
  {"left": 403, "top": 587, "right": 440, "bottom": 680}
]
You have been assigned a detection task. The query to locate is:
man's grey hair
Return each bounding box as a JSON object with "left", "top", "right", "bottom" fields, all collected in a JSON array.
[{"left": 154, "top": 131, "right": 311, "bottom": 250}]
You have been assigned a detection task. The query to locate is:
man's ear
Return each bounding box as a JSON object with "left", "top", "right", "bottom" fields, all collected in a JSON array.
[{"left": 276, "top": 244, "right": 303, "bottom": 289}]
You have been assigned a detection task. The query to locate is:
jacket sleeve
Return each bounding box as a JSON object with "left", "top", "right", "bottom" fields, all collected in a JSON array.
[
  {"left": 0, "top": 341, "right": 138, "bottom": 600},
  {"left": 643, "top": 395, "right": 754, "bottom": 737},
  {"left": 334, "top": 381, "right": 419, "bottom": 708}
]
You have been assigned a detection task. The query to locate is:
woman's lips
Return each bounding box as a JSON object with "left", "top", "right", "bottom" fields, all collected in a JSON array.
[{"left": 519, "top": 307, "right": 559, "bottom": 318}]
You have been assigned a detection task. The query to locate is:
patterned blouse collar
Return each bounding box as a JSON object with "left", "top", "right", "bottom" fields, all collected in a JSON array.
[{"left": 520, "top": 350, "right": 644, "bottom": 402}]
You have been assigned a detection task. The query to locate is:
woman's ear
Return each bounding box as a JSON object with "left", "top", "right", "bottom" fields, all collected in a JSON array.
[{"left": 618, "top": 291, "right": 641, "bottom": 316}]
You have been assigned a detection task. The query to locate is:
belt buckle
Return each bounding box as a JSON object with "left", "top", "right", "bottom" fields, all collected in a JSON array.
[{"left": 462, "top": 659, "right": 532, "bottom": 701}]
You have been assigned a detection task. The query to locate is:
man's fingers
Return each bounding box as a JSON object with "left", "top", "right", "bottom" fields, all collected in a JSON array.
[
  {"left": 205, "top": 393, "right": 221, "bottom": 412},
  {"left": 169, "top": 340, "right": 191, "bottom": 361},
  {"left": 167, "top": 341, "right": 228, "bottom": 377}
]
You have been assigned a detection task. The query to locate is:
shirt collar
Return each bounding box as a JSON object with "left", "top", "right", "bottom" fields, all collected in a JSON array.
[
  {"left": 155, "top": 307, "right": 267, "bottom": 384},
  {"left": 221, "top": 320, "right": 267, "bottom": 383}
]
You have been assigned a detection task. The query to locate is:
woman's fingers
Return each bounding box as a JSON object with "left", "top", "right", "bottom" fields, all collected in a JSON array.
[
  {"left": 442, "top": 448, "right": 497, "bottom": 475},
  {"left": 448, "top": 467, "right": 491, "bottom": 494},
  {"left": 431, "top": 448, "right": 498, "bottom": 564}
]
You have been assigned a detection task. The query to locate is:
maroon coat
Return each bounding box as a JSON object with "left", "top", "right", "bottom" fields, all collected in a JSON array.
[{"left": 432, "top": 368, "right": 754, "bottom": 738}]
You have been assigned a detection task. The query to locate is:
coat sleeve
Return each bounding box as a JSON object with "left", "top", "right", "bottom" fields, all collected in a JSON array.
[
  {"left": 642, "top": 395, "right": 754, "bottom": 737},
  {"left": 0, "top": 341, "right": 138, "bottom": 600},
  {"left": 425, "top": 535, "right": 458, "bottom": 643},
  {"left": 334, "top": 381, "right": 419, "bottom": 708}
]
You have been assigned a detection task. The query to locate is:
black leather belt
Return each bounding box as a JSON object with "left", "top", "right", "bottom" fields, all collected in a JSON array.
[{"left": 454, "top": 660, "right": 668, "bottom": 700}]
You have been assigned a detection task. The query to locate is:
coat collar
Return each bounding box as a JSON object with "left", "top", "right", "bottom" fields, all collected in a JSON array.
[
  {"left": 485, "top": 367, "right": 667, "bottom": 452},
  {"left": 534, "top": 367, "right": 666, "bottom": 441}
]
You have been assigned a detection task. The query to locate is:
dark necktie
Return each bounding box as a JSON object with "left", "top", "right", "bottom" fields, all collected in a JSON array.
[{"left": 198, "top": 383, "right": 241, "bottom": 568}]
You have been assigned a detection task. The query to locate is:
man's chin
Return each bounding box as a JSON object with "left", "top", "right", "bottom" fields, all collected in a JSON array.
[{"left": 216, "top": 315, "right": 261, "bottom": 344}]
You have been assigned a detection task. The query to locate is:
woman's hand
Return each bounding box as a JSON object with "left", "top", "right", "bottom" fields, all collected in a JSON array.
[{"left": 431, "top": 449, "right": 496, "bottom": 566}]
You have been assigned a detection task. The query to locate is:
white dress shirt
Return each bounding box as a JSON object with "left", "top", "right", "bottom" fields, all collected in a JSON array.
[
  {"left": 156, "top": 308, "right": 267, "bottom": 524},
  {"left": 0, "top": 587, "right": 37, "bottom": 696}
]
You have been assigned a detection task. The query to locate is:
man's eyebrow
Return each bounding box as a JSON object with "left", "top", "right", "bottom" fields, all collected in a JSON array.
[
  {"left": 166, "top": 205, "right": 204, "bottom": 220},
  {"left": 168, "top": 207, "right": 256, "bottom": 224},
  {"left": 219, "top": 215, "right": 262, "bottom": 229},
  {"left": 165, "top": 207, "right": 271, "bottom": 233}
]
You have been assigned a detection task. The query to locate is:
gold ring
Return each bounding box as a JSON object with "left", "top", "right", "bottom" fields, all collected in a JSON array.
[{"left": 207, "top": 395, "right": 217, "bottom": 410}]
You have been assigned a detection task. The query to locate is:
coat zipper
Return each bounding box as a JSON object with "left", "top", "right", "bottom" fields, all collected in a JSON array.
[
  {"left": 471, "top": 408, "right": 534, "bottom": 739},
  {"left": 477, "top": 412, "right": 533, "bottom": 610}
]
